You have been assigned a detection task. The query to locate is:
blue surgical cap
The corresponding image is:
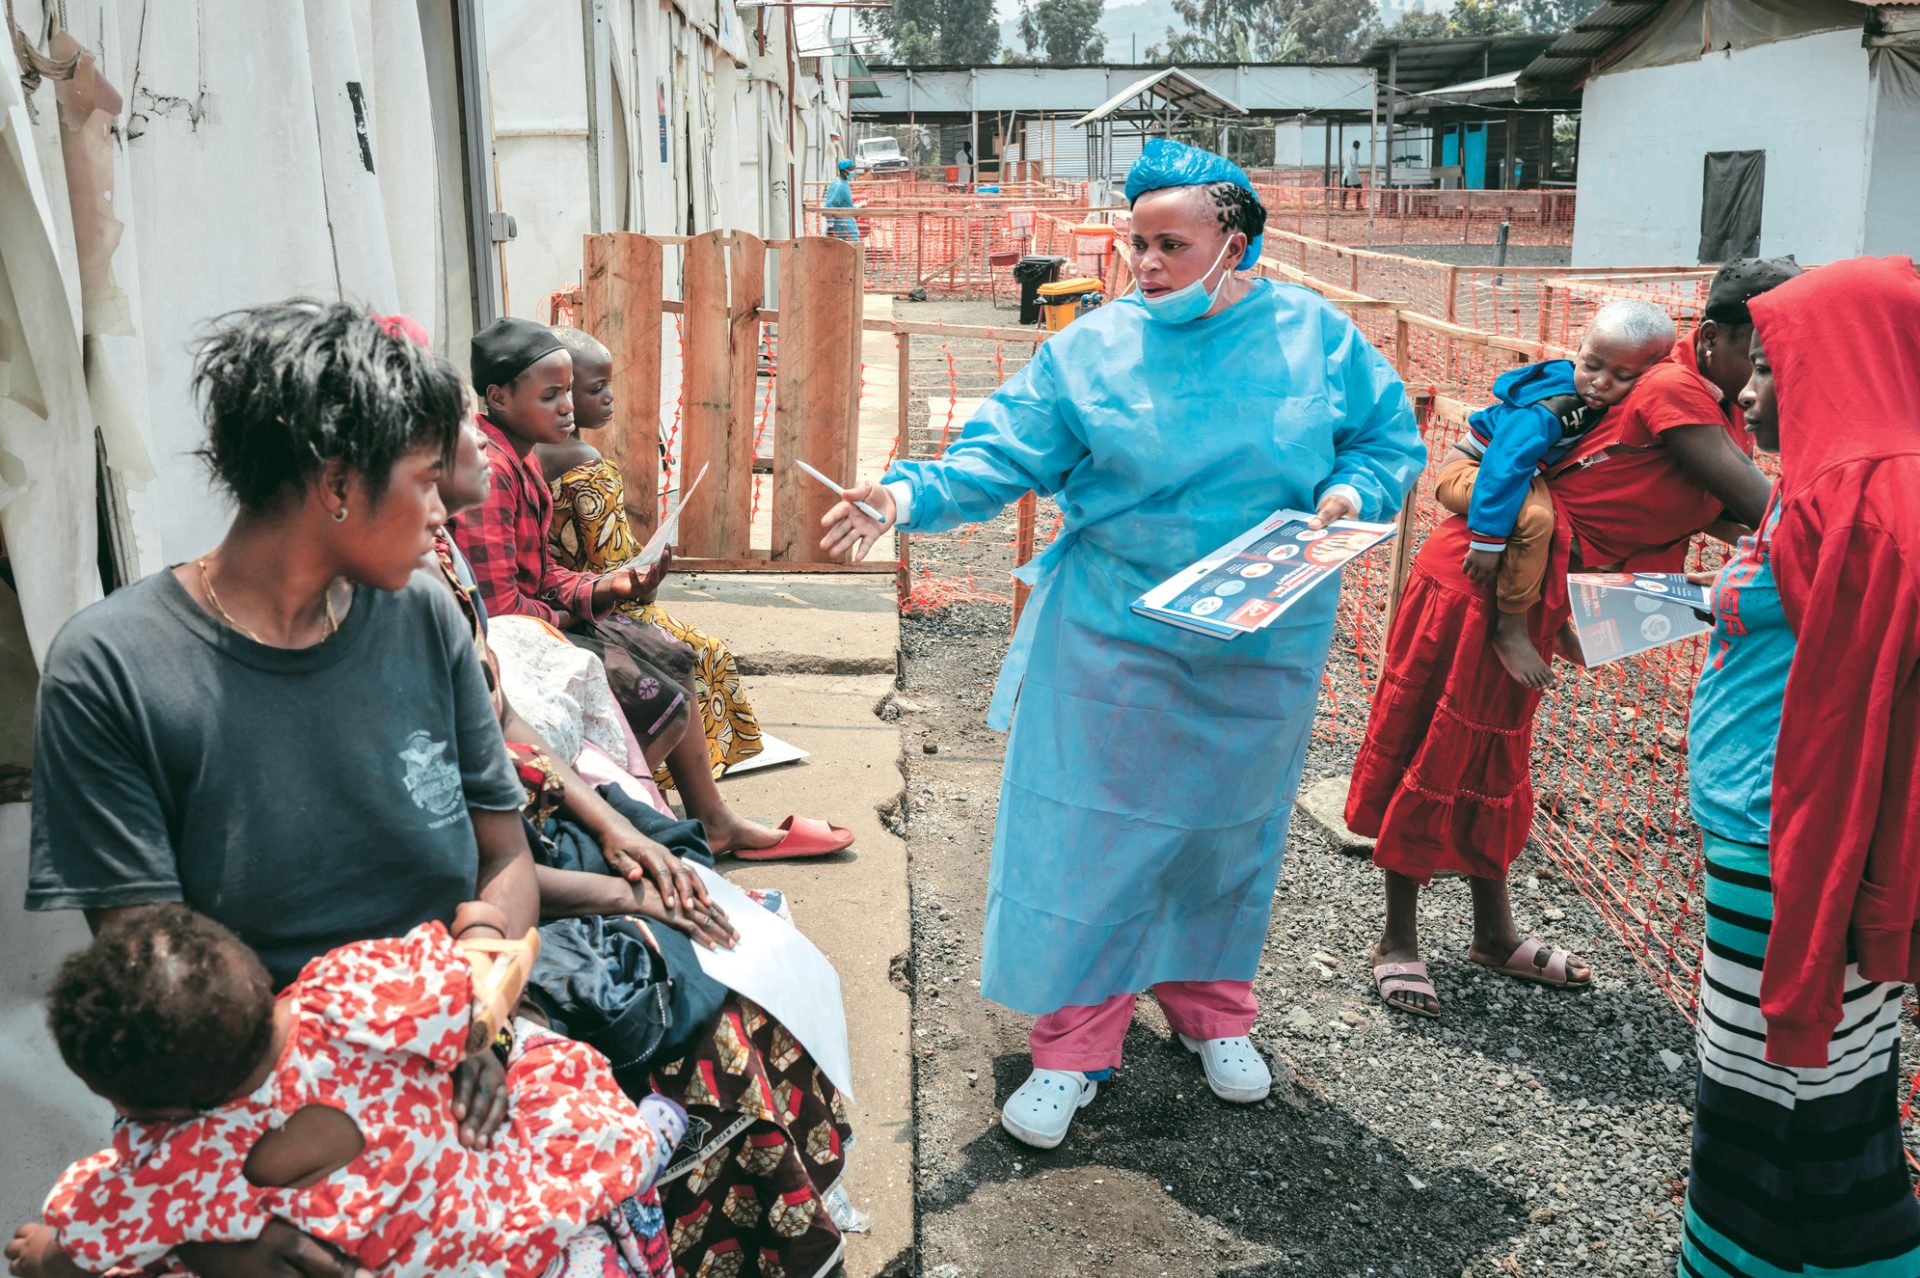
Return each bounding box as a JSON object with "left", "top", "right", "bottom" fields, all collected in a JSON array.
[
  {"left": 837, "top": 158, "right": 854, "bottom": 173},
  {"left": 1124, "top": 139, "right": 1263, "bottom": 270}
]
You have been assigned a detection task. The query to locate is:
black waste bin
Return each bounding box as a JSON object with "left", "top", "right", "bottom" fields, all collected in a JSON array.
[{"left": 1013, "top": 255, "right": 1067, "bottom": 325}]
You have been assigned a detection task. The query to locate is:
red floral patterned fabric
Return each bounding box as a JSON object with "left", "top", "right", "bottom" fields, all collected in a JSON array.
[{"left": 44, "top": 926, "right": 665, "bottom": 1278}]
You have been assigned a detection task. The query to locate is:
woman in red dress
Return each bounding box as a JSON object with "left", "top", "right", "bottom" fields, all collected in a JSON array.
[{"left": 1348, "top": 259, "right": 1797, "bottom": 1017}]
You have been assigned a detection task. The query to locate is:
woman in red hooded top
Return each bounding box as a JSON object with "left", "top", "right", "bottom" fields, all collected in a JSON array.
[
  {"left": 1675, "top": 254, "right": 1920, "bottom": 1278},
  {"left": 1755, "top": 255, "right": 1920, "bottom": 1066}
]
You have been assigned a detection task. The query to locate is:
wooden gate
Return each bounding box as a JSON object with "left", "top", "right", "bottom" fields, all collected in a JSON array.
[{"left": 578, "top": 229, "right": 870, "bottom": 571}]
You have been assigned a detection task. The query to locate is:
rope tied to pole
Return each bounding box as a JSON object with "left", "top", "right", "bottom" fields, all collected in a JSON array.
[{"left": 5, "top": 0, "right": 81, "bottom": 98}]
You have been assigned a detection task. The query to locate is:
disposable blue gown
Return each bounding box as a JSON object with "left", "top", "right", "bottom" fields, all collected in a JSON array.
[
  {"left": 824, "top": 176, "right": 859, "bottom": 241},
  {"left": 884, "top": 279, "right": 1424, "bottom": 1014}
]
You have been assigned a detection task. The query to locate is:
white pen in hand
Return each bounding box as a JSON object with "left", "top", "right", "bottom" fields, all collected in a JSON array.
[{"left": 795, "top": 459, "right": 886, "bottom": 524}]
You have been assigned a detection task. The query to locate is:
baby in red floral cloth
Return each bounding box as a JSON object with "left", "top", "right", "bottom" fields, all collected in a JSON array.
[{"left": 6, "top": 906, "right": 685, "bottom": 1278}]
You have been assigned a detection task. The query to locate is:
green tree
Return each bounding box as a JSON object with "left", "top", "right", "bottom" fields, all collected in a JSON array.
[
  {"left": 1014, "top": 0, "right": 1108, "bottom": 62},
  {"left": 1149, "top": 0, "right": 1374, "bottom": 62},
  {"left": 1289, "top": 0, "right": 1379, "bottom": 59},
  {"left": 1445, "top": 0, "right": 1527, "bottom": 35},
  {"left": 1148, "top": 0, "right": 1297, "bottom": 60},
  {"left": 1516, "top": 0, "right": 1605, "bottom": 33},
  {"left": 864, "top": 0, "right": 1000, "bottom": 63},
  {"left": 890, "top": 18, "right": 939, "bottom": 63},
  {"left": 1380, "top": 8, "right": 1447, "bottom": 36}
]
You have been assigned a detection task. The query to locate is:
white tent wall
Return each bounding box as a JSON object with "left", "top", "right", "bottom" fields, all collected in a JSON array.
[
  {"left": 1, "top": 0, "right": 471, "bottom": 1220},
  {"left": 1862, "top": 48, "right": 1920, "bottom": 256},
  {"left": 2, "top": 24, "right": 117, "bottom": 671},
  {"left": 486, "top": 0, "right": 594, "bottom": 318},
  {"left": 80, "top": 0, "right": 456, "bottom": 569},
  {"left": 629, "top": 0, "right": 682, "bottom": 237},
  {"left": 417, "top": 0, "right": 483, "bottom": 358},
  {"left": 715, "top": 58, "right": 752, "bottom": 234},
  {"left": 1570, "top": 28, "right": 1875, "bottom": 266}
]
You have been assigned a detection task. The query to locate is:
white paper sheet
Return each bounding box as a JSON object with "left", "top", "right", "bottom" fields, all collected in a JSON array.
[
  {"left": 720, "top": 730, "right": 809, "bottom": 776},
  {"left": 618, "top": 462, "right": 709, "bottom": 570},
  {"left": 688, "top": 864, "right": 855, "bottom": 1099}
]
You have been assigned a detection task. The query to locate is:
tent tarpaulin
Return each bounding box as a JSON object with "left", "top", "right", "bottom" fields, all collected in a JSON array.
[{"left": 1699, "top": 148, "right": 1765, "bottom": 261}]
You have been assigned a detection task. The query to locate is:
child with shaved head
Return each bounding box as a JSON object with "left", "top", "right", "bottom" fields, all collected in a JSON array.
[{"left": 1435, "top": 298, "right": 1678, "bottom": 686}]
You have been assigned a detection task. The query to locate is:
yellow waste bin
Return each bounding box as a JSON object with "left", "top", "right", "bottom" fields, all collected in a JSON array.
[{"left": 1038, "top": 277, "right": 1103, "bottom": 331}]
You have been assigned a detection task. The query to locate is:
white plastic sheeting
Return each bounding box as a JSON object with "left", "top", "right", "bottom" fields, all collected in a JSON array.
[
  {"left": 120, "top": 0, "right": 451, "bottom": 564},
  {"left": 0, "top": 18, "right": 144, "bottom": 664},
  {"left": 1, "top": 0, "right": 464, "bottom": 657}
]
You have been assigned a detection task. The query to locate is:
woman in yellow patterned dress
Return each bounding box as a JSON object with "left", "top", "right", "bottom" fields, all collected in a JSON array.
[{"left": 539, "top": 329, "right": 764, "bottom": 785}]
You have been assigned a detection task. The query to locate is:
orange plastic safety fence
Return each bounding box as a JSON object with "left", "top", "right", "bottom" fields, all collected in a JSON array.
[{"left": 1251, "top": 184, "right": 1577, "bottom": 250}]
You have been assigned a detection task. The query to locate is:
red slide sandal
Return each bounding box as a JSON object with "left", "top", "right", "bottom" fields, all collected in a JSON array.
[{"left": 732, "top": 815, "right": 856, "bottom": 861}]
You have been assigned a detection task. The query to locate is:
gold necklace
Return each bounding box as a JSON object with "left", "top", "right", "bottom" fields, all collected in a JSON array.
[{"left": 196, "top": 557, "right": 340, "bottom": 645}]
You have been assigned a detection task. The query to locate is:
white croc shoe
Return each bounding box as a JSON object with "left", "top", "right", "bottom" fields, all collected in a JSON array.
[
  {"left": 1178, "top": 1034, "right": 1272, "bottom": 1103},
  {"left": 1000, "top": 1069, "right": 1098, "bottom": 1149}
]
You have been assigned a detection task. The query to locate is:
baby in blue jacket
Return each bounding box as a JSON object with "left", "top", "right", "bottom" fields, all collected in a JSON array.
[{"left": 1434, "top": 299, "right": 1676, "bottom": 687}]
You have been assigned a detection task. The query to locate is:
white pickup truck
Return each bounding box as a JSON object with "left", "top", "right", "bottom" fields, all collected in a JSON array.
[{"left": 853, "top": 136, "right": 910, "bottom": 175}]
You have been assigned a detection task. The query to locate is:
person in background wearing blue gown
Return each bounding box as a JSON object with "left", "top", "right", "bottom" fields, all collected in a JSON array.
[
  {"left": 825, "top": 159, "right": 859, "bottom": 243},
  {"left": 819, "top": 140, "right": 1425, "bottom": 1150}
]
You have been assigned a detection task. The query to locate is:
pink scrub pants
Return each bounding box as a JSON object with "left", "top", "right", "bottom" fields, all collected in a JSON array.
[{"left": 1028, "top": 980, "right": 1257, "bottom": 1073}]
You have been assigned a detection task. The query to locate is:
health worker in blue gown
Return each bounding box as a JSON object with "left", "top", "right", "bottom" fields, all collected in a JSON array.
[
  {"left": 820, "top": 140, "right": 1424, "bottom": 1150},
  {"left": 825, "top": 158, "right": 860, "bottom": 242}
]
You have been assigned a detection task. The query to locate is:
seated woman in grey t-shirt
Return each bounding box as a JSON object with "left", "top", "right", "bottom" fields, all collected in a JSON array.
[{"left": 24, "top": 303, "right": 553, "bottom": 1278}]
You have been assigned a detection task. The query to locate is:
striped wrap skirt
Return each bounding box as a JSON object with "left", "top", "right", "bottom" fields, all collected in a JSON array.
[{"left": 1681, "top": 831, "right": 1920, "bottom": 1278}]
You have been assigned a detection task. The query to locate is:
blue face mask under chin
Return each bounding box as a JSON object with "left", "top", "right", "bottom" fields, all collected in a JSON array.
[{"left": 1136, "top": 237, "right": 1238, "bottom": 324}]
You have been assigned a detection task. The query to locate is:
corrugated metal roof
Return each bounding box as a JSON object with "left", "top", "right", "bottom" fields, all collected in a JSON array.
[
  {"left": 1354, "top": 33, "right": 1560, "bottom": 112},
  {"left": 1071, "top": 67, "right": 1248, "bottom": 126},
  {"left": 1515, "top": 1, "right": 1664, "bottom": 92}
]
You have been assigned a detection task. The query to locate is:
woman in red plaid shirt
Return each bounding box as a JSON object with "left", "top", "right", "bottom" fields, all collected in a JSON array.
[{"left": 450, "top": 318, "right": 790, "bottom": 856}]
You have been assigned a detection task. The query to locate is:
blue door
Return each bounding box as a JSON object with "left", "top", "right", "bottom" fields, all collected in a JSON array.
[
  {"left": 1464, "top": 124, "right": 1488, "bottom": 189},
  {"left": 1441, "top": 126, "right": 1460, "bottom": 168}
]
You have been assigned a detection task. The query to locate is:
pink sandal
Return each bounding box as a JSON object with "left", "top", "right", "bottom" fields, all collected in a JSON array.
[
  {"left": 730, "top": 815, "right": 855, "bottom": 862},
  {"left": 1470, "top": 936, "right": 1592, "bottom": 989},
  {"left": 1373, "top": 958, "right": 1441, "bottom": 1019}
]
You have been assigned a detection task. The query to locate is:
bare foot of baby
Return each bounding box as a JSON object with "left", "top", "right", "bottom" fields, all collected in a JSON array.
[{"left": 1492, "top": 611, "right": 1554, "bottom": 689}]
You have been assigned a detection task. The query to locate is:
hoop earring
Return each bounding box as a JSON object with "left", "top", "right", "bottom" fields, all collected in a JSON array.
[{"left": 333, "top": 508, "right": 349, "bottom": 523}]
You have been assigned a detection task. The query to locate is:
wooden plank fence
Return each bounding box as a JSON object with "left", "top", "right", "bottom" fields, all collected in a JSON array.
[{"left": 577, "top": 231, "right": 878, "bottom": 573}]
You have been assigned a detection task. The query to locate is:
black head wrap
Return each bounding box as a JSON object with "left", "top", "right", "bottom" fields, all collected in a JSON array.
[
  {"left": 1704, "top": 257, "right": 1803, "bottom": 326},
  {"left": 471, "top": 317, "right": 566, "bottom": 394}
]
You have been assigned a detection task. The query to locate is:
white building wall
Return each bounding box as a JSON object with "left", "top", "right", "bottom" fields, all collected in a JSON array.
[
  {"left": 1272, "top": 119, "right": 1330, "bottom": 168},
  {"left": 1571, "top": 29, "right": 1875, "bottom": 266}
]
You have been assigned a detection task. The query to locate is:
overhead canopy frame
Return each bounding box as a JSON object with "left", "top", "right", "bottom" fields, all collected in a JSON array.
[{"left": 1069, "top": 67, "right": 1249, "bottom": 189}]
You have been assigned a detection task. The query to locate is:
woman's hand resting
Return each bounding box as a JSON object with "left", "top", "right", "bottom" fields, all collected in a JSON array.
[
  {"left": 631, "top": 876, "right": 739, "bottom": 951},
  {"left": 598, "top": 824, "right": 714, "bottom": 923}
]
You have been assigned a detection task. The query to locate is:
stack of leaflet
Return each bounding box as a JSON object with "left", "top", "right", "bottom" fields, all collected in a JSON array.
[{"left": 1131, "top": 510, "right": 1397, "bottom": 640}]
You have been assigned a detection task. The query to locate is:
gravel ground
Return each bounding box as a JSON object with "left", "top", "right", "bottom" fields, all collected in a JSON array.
[
  {"left": 897, "top": 601, "right": 1699, "bottom": 1278},
  {"left": 1369, "top": 244, "right": 1573, "bottom": 269}
]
